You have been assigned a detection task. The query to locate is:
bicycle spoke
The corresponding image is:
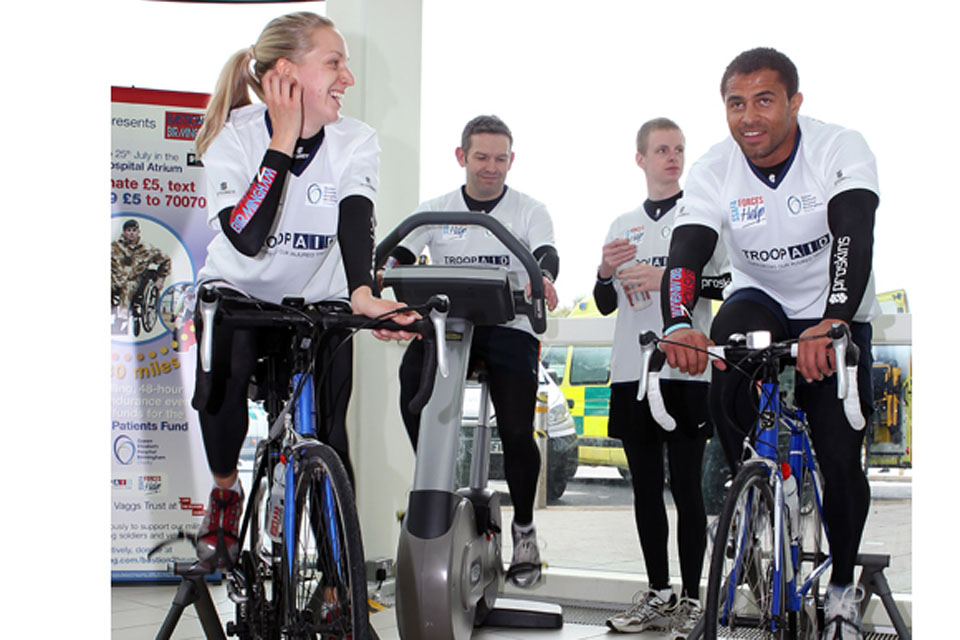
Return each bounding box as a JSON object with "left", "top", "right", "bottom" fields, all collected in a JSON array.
[
  {"left": 289, "top": 446, "right": 368, "bottom": 639},
  {"left": 706, "top": 465, "right": 784, "bottom": 639}
]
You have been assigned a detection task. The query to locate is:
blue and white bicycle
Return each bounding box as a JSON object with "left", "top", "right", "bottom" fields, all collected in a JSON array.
[{"left": 637, "top": 325, "right": 862, "bottom": 639}]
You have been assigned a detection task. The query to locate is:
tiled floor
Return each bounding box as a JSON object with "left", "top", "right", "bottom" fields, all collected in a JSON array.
[
  {"left": 111, "top": 581, "right": 680, "bottom": 639},
  {"left": 113, "top": 472, "right": 911, "bottom": 638}
]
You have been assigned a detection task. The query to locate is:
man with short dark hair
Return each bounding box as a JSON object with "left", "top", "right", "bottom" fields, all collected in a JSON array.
[
  {"left": 660, "top": 47, "right": 879, "bottom": 640},
  {"left": 384, "top": 115, "right": 558, "bottom": 588}
]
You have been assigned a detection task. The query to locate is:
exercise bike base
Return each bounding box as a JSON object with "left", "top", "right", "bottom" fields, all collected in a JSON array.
[{"left": 477, "top": 597, "right": 563, "bottom": 629}]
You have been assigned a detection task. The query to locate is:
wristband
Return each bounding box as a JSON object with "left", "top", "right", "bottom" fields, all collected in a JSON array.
[
  {"left": 663, "top": 323, "right": 692, "bottom": 336},
  {"left": 596, "top": 272, "right": 613, "bottom": 285}
]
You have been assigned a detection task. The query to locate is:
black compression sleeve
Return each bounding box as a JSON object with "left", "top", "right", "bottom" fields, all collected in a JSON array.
[
  {"left": 824, "top": 188, "right": 878, "bottom": 322},
  {"left": 217, "top": 149, "right": 291, "bottom": 257},
  {"left": 385, "top": 246, "right": 417, "bottom": 267},
  {"left": 533, "top": 245, "right": 559, "bottom": 282},
  {"left": 593, "top": 275, "right": 618, "bottom": 315},
  {"left": 660, "top": 224, "right": 718, "bottom": 331},
  {"left": 338, "top": 195, "right": 378, "bottom": 295}
]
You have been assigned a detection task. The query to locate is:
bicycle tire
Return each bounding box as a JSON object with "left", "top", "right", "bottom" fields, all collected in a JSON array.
[
  {"left": 241, "top": 467, "right": 284, "bottom": 640},
  {"left": 287, "top": 443, "right": 369, "bottom": 640},
  {"left": 704, "top": 463, "right": 786, "bottom": 640},
  {"left": 142, "top": 278, "right": 160, "bottom": 332},
  {"left": 796, "top": 460, "right": 826, "bottom": 639}
]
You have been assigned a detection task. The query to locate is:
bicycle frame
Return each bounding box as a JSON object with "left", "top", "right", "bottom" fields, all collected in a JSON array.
[{"left": 720, "top": 369, "right": 831, "bottom": 633}]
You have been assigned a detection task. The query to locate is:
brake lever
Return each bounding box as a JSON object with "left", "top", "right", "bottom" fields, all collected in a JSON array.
[
  {"left": 637, "top": 332, "right": 658, "bottom": 401},
  {"left": 828, "top": 323, "right": 865, "bottom": 430},
  {"left": 198, "top": 285, "right": 219, "bottom": 373}
]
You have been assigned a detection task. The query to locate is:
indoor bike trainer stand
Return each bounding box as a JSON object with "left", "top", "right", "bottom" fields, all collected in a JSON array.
[
  {"left": 682, "top": 553, "right": 911, "bottom": 639},
  {"left": 155, "top": 562, "right": 226, "bottom": 640},
  {"left": 856, "top": 553, "right": 911, "bottom": 640}
]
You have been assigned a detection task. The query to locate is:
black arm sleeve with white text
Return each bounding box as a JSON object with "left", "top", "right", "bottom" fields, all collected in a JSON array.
[
  {"left": 823, "top": 188, "right": 878, "bottom": 322},
  {"left": 217, "top": 149, "right": 291, "bottom": 257}
]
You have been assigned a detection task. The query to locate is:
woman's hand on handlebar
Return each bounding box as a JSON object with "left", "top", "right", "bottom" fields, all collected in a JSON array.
[
  {"left": 349, "top": 286, "right": 420, "bottom": 342},
  {"left": 797, "top": 318, "right": 844, "bottom": 382},
  {"left": 661, "top": 327, "right": 723, "bottom": 375}
]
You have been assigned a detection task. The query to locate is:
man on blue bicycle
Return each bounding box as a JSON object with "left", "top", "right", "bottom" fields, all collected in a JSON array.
[{"left": 658, "top": 47, "right": 879, "bottom": 640}]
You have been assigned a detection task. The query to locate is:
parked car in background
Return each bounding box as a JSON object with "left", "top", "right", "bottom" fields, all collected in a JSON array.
[{"left": 459, "top": 364, "right": 579, "bottom": 501}]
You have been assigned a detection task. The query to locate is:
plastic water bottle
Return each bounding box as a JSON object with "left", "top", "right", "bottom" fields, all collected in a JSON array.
[
  {"left": 781, "top": 462, "right": 800, "bottom": 540},
  {"left": 267, "top": 459, "right": 286, "bottom": 542}
]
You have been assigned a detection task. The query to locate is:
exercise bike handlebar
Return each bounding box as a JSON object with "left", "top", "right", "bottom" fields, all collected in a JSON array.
[
  {"left": 197, "top": 284, "right": 449, "bottom": 415},
  {"left": 636, "top": 323, "right": 865, "bottom": 431},
  {"left": 375, "top": 211, "right": 548, "bottom": 334}
]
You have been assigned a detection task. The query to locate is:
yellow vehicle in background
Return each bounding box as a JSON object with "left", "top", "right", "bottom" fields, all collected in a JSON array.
[
  {"left": 540, "top": 342, "right": 624, "bottom": 472},
  {"left": 541, "top": 297, "right": 628, "bottom": 474}
]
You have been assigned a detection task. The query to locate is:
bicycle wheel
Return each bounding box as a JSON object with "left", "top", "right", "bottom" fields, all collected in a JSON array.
[
  {"left": 288, "top": 443, "right": 369, "bottom": 640},
  {"left": 704, "top": 463, "right": 786, "bottom": 639},
  {"left": 796, "top": 461, "right": 826, "bottom": 638},
  {"left": 235, "top": 459, "right": 283, "bottom": 640},
  {"left": 141, "top": 278, "right": 160, "bottom": 332}
]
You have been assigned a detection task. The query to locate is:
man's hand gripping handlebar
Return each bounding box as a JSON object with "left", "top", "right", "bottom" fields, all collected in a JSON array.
[{"left": 637, "top": 323, "right": 865, "bottom": 431}]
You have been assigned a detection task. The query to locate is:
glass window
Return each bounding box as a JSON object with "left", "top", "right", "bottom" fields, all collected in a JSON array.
[
  {"left": 541, "top": 345, "right": 569, "bottom": 385},
  {"left": 569, "top": 345, "right": 611, "bottom": 386}
]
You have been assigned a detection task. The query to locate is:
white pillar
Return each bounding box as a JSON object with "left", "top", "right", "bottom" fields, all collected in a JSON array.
[{"left": 326, "top": 0, "right": 424, "bottom": 565}]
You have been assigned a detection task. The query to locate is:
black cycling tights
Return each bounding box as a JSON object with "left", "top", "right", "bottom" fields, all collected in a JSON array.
[
  {"left": 620, "top": 429, "right": 707, "bottom": 598},
  {"left": 194, "top": 319, "right": 355, "bottom": 488},
  {"left": 708, "top": 290, "right": 871, "bottom": 586},
  {"left": 399, "top": 327, "right": 541, "bottom": 526}
]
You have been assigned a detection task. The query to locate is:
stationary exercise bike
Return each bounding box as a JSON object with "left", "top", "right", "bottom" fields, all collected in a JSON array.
[{"left": 376, "top": 212, "right": 563, "bottom": 640}]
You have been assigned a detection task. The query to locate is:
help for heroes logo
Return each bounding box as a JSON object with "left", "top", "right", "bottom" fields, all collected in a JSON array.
[{"left": 729, "top": 195, "right": 766, "bottom": 228}]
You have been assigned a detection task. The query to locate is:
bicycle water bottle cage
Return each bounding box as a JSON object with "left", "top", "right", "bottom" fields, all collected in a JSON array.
[{"left": 383, "top": 264, "right": 516, "bottom": 326}]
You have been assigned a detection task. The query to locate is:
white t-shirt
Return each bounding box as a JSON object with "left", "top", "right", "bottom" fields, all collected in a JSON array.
[
  {"left": 399, "top": 187, "right": 555, "bottom": 335},
  {"left": 197, "top": 104, "right": 380, "bottom": 304},
  {"left": 675, "top": 115, "right": 879, "bottom": 321},
  {"left": 605, "top": 202, "right": 727, "bottom": 384}
]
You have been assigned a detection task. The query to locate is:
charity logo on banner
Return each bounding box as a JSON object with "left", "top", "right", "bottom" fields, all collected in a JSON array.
[{"left": 110, "top": 87, "right": 216, "bottom": 581}]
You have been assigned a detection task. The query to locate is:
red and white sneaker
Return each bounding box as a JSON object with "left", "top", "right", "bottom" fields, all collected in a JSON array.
[{"left": 196, "top": 486, "right": 243, "bottom": 569}]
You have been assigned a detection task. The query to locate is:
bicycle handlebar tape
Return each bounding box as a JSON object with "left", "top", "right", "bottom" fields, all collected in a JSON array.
[
  {"left": 828, "top": 323, "right": 865, "bottom": 430},
  {"left": 647, "top": 371, "right": 676, "bottom": 432}
]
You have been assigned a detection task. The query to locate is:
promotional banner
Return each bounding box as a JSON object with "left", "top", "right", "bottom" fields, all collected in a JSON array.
[{"left": 110, "top": 87, "right": 215, "bottom": 581}]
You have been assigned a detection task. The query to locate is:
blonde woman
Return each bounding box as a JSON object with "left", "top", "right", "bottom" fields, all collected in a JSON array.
[{"left": 191, "top": 12, "right": 414, "bottom": 569}]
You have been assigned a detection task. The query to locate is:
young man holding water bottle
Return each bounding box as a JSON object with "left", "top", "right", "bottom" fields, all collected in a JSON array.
[{"left": 594, "top": 118, "right": 728, "bottom": 634}]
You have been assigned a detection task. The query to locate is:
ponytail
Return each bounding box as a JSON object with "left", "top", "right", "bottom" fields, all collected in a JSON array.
[
  {"left": 195, "top": 12, "right": 335, "bottom": 157},
  {"left": 195, "top": 48, "right": 260, "bottom": 156}
]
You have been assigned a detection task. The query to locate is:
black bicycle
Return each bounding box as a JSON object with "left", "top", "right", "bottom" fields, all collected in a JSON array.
[{"left": 151, "top": 285, "right": 449, "bottom": 640}]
